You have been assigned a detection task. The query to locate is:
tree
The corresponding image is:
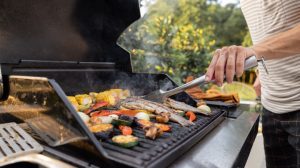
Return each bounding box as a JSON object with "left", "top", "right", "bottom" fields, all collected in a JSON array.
[{"left": 118, "top": 0, "right": 249, "bottom": 84}]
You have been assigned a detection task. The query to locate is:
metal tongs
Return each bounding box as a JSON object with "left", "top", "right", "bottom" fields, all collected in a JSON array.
[{"left": 142, "top": 55, "right": 258, "bottom": 103}]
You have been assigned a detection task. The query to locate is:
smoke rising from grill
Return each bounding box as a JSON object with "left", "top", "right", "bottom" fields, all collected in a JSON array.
[{"left": 81, "top": 70, "right": 177, "bottom": 97}]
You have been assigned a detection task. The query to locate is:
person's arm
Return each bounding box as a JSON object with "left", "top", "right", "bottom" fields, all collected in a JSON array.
[
  {"left": 252, "top": 24, "right": 300, "bottom": 60},
  {"left": 205, "top": 24, "right": 300, "bottom": 85}
]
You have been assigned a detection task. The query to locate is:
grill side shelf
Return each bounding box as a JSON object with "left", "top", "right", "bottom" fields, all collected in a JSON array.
[{"left": 0, "top": 122, "right": 43, "bottom": 164}]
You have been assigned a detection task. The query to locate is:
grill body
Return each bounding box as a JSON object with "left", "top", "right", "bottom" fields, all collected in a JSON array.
[
  {"left": 0, "top": 70, "right": 225, "bottom": 167},
  {"left": 0, "top": 1, "right": 226, "bottom": 167}
]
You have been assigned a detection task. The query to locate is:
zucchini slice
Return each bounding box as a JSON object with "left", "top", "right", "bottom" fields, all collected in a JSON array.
[
  {"left": 89, "top": 124, "right": 114, "bottom": 139},
  {"left": 112, "top": 119, "right": 132, "bottom": 126},
  {"left": 112, "top": 115, "right": 133, "bottom": 126},
  {"left": 112, "top": 135, "right": 138, "bottom": 148}
]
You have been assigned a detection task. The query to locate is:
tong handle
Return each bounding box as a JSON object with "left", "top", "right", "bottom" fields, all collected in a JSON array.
[{"left": 162, "top": 55, "right": 258, "bottom": 97}]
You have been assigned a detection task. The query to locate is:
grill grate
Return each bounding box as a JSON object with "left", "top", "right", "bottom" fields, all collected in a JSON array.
[
  {"left": 102, "top": 108, "right": 224, "bottom": 167},
  {"left": 0, "top": 122, "right": 43, "bottom": 163}
]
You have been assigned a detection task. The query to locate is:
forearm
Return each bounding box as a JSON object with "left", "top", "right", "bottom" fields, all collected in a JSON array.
[{"left": 252, "top": 24, "right": 300, "bottom": 60}]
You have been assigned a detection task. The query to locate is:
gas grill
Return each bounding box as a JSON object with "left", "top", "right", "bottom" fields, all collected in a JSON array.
[{"left": 0, "top": 1, "right": 226, "bottom": 167}]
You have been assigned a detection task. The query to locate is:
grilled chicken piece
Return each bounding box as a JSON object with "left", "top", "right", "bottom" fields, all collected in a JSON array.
[
  {"left": 164, "top": 98, "right": 212, "bottom": 116},
  {"left": 120, "top": 97, "right": 194, "bottom": 126}
]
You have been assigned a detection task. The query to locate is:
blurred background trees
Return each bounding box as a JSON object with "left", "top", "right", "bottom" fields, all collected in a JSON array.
[{"left": 118, "top": 0, "right": 253, "bottom": 85}]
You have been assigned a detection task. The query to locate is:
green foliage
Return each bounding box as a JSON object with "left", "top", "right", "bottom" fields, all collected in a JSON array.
[
  {"left": 242, "top": 31, "right": 253, "bottom": 47},
  {"left": 118, "top": 0, "right": 250, "bottom": 85}
]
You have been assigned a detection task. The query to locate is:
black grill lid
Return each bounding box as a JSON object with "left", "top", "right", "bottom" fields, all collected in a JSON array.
[{"left": 0, "top": 0, "right": 140, "bottom": 71}]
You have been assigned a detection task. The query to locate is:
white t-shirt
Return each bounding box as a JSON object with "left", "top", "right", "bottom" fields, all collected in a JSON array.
[{"left": 241, "top": 0, "right": 300, "bottom": 113}]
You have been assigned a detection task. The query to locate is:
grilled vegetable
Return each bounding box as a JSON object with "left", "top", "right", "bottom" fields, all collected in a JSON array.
[
  {"left": 89, "top": 92, "right": 98, "bottom": 103},
  {"left": 67, "top": 96, "right": 79, "bottom": 110},
  {"left": 112, "top": 135, "right": 138, "bottom": 148},
  {"left": 112, "top": 115, "right": 133, "bottom": 126},
  {"left": 120, "top": 115, "right": 134, "bottom": 122},
  {"left": 109, "top": 89, "right": 131, "bottom": 99},
  {"left": 75, "top": 94, "right": 93, "bottom": 106},
  {"left": 186, "top": 111, "right": 196, "bottom": 122},
  {"left": 155, "top": 116, "right": 169, "bottom": 123},
  {"left": 154, "top": 123, "right": 171, "bottom": 132},
  {"left": 90, "top": 111, "right": 108, "bottom": 117},
  {"left": 109, "top": 114, "right": 119, "bottom": 120},
  {"left": 90, "top": 115, "right": 102, "bottom": 125},
  {"left": 135, "top": 112, "right": 150, "bottom": 121},
  {"left": 89, "top": 124, "right": 113, "bottom": 139},
  {"left": 112, "top": 119, "right": 132, "bottom": 126},
  {"left": 197, "top": 100, "right": 206, "bottom": 106},
  {"left": 119, "top": 125, "right": 133, "bottom": 135},
  {"left": 84, "top": 101, "right": 109, "bottom": 114},
  {"left": 120, "top": 89, "right": 131, "bottom": 99},
  {"left": 78, "top": 112, "right": 90, "bottom": 123},
  {"left": 144, "top": 126, "right": 163, "bottom": 140},
  {"left": 117, "top": 110, "right": 151, "bottom": 117},
  {"left": 197, "top": 105, "right": 211, "bottom": 114},
  {"left": 138, "top": 119, "right": 170, "bottom": 132},
  {"left": 136, "top": 119, "right": 153, "bottom": 128},
  {"left": 99, "top": 116, "right": 113, "bottom": 124},
  {"left": 96, "top": 93, "right": 117, "bottom": 106},
  {"left": 118, "top": 110, "right": 137, "bottom": 116},
  {"left": 67, "top": 96, "right": 77, "bottom": 104},
  {"left": 96, "top": 89, "right": 129, "bottom": 106},
  {"left": 78, "top": 105, "right": 90, "bottom": 112},
  {"left": 90, "top": 110, "right": 122, "bottom": 117},
  {"left": 155, "top": 112, "right": 170, "bottom": 123}
]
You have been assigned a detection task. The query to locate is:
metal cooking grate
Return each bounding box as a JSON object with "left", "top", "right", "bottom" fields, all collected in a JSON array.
[
  {"left": 26, "top": 116, "right": 87, "bottom": 147},
  {"left": 0, "top": 122, "right": 43, "bottom": 162},
  {"left": 102, "top": 108, "right": 225, "bottom": 167}
]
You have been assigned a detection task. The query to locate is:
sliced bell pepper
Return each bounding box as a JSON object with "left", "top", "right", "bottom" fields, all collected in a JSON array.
[
  {"left": 90, "top": 110, "right": 122, "bottom": 117},
  {"left": 84, "top": 101, "right": 109, "bottom": 114},
  {"left": 136, "top": 119, "right": 153, "bottom": 128},
  {"left": 119, "top": 125, "right": 133, "bottom": 135},
  {"left": 186, "top": 111, "right": 197, "bottom": 122},
  {"left": 116, "top": 110, "right": 150, "bottom": 117},
  {"left": 154, "top": 123, "right": 171, "bottom": 132}
]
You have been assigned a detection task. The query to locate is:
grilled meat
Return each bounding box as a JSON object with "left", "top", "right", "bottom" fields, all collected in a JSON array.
[
  {"left": 164, "top": 98, "right": 211, "bottom": 116},
  {"left": 120, "top": 97, "right": 194, "bottom": 126}
]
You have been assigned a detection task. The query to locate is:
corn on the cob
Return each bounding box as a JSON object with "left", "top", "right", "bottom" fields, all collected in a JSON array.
[{"left": 75, "top": 94, "right": 93, "bottom": 106}]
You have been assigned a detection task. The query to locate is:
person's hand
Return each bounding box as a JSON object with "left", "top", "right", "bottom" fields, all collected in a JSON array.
[
  {"left": 253, "top": 74, "right": 261, "bottom": 97},
  {"left": 205, "top": 46, "right": 256, "bottom": 86}
]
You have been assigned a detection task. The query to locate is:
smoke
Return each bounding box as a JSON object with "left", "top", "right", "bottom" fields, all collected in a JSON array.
[
  {"left": 110, "top": 72, "right": 159, "bottom": 96},
  {"left": 82, "top": 70, "right": 177, "bottom": 97}
]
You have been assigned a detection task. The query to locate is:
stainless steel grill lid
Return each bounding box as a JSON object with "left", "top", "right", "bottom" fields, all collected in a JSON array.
[{"left": 0, "top": 0, "right": 140, "bottom": 72}]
